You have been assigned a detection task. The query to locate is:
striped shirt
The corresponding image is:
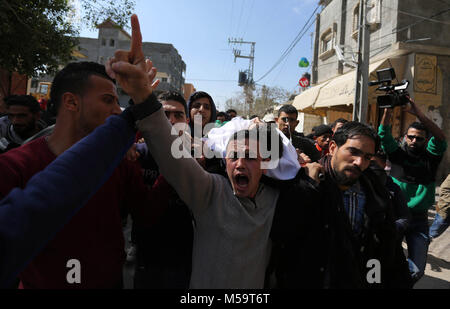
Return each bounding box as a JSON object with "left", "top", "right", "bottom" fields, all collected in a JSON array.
[{"left": 342, "top": 181, "right": 366, "bottom": 237}]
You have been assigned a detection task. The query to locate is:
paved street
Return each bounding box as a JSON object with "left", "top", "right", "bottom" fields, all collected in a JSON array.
[{"left": 413, "top": 187, "right": 450, "bottom": 289}]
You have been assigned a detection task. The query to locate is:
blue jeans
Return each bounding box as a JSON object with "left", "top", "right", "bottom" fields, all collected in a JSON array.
[
  {"left": 405, "top": 213, "right": 430, "bottom": 284},
  {"left": 429, "top": 213, "right": 450, "bottom": 238}
]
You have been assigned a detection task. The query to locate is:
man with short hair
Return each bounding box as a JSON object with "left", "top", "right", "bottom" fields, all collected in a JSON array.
[
  {"left": 0, "top": 20, "right": 163, "bottom": 288},
  {"left": 276, "top": 104, "right": 320, "bottom": 162},
  {"left": 0, "top": 93, "right": 151, "bottom": 287},
  {"left": 226, "top": 109, "right": 237, "bottom": 120},
  {"left": 106, "top": 20, "right": 311, "bottom": 287},
  {"left": 379, "top": 98, "right": 447, "bottom": 284},
  {"left": 215, "top": 111, "right": 228, "bottom": 127},
  {"left": 331, "top": 118, "right": 348, "bottom": 134},
  {"left": 131, "top": 90, "right": 195, "bottom": 289},
  {"left": 312, "top": 124, "right": 333, "bottom": 157},
  {"left": 138, "top": 117, "right": 285, "bottom": 288},
  {"left": 0, "top": 95, "right": 47, "bottom": 153},
  {"left": 271, "top": 121, "right": 411, "bottom": 288}
]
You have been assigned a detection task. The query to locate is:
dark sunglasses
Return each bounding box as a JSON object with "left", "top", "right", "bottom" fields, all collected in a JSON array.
[
  {"left": 407, "top": 135, "right": 425, "bottom": 142},
  {"left": 281, "top": 117, "right": 296, "bottom": 123}
]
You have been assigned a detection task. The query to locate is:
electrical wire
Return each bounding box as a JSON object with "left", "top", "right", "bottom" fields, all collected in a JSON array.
[
  {"left": 370, "top": 8, "right": 450, "bottom": 44},
  {"left": 241, "top": 0, "right": 256, "bottom": 39},
  {"left": 271, "top": 19, "right": 316, "bottom": 84},
  {"left": 255, "top": 4, "right": 320, "bottom": 82}
]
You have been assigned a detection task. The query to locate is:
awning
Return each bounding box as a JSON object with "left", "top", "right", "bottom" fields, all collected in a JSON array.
[
  {"left": 72, "top": 50, "right": 88, "bottom": 59},
  {"left": 293, "top": 56, "right": 407, "bottom": 115}
]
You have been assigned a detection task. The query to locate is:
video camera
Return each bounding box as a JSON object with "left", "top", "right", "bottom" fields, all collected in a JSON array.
[{"left": 368, "top": 68, "right": 410, "bottom": 109}]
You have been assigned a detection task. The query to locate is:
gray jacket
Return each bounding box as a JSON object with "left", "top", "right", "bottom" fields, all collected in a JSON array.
[{"left": 137, "top": 108, "right": 280, "bottom": 289}]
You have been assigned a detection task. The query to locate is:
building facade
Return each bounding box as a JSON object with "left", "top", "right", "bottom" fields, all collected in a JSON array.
[
  {"left": 293, "top": 0, "right": 450, "bottom": 182},
  {"left": 30, "top": 20, "right": 186, "bottom": 107},
  {"left": 183, "top": 83, "right": 197, "bottom": 102}
]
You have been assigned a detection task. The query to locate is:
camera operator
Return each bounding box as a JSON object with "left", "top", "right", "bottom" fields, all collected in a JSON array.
[{"left": 378, "top": 96, "right": 447, "bottom": 285}]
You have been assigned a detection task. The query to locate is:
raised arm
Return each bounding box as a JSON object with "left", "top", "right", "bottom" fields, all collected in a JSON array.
[
  {"left": 106, "top": 14, "right": 215, "bottom": 213},
  {"left": 378, "top": 108, "right": 399, "bottom": 154},
  {"left": 140, "top": 108, "right": 215, "bottom": 213},
  {"left": 0, "top": 111, "right": 136, "bottom": 288}
]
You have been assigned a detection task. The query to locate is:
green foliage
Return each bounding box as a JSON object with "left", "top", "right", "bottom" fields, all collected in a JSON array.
[
  {"left": 0, "top": 0, "right": 135, "bottom": 83},
  {"left": 225, "top": 86, "right": 293, "bottom": 118},
  {"left": 0, "top": 0, "right": 78, "bottom": 77},
  {"left": 82, "top": 0, "right": 136, "bottom": 31}
]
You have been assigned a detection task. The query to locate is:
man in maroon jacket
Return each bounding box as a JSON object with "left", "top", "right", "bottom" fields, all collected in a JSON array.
[{"left": 0, "top": 16, "right": 165, "bottom": 288}]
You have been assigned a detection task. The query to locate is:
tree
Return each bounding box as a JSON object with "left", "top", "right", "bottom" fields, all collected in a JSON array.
[
  {"left": 224, "top": 92, "right": 246, "bottom": 117},
  {"left": 252, "top": 85, "right": 293, "bottom": 117},
  {"left": 224, "top": 86, "right": 293, "bottom": 119},
  {"left": 81, "top": 0, "right": 135, "bottom": 31},
  {"left": 0, "top": 0, "right": 135, "bottom": 98}
]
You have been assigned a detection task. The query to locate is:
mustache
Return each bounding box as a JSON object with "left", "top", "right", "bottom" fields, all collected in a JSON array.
[{"left": 344, "top": 165, "right": 362, "bottom": 174}]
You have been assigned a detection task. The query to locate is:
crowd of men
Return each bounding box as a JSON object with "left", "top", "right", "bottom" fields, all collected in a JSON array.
[{"left": 0, "top": 14, "right": 448, "bottom": 289}]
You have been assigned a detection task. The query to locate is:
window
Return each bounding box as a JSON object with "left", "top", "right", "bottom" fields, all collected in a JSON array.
[
  {"left": 110, "top": 39, "right": 115, "bottom": 47},
  {"left": 323, "top": 35, "right": 332, "bottom": 52},
  {"left": 101, "top": 38, "right": 106, "bottom": 46},
  {"left": 162, "top": 77, "right": 168, "bottom": 83},
  {"left": 319, "top": 26, "right": 336, "bottom": 60},
  {"left": 353, "top": 0, "right": 381, "bottom": 39}
]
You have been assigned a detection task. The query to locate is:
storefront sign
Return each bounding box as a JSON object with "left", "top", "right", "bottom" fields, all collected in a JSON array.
[{"left": 414, "top": 54, "right": 437, "bottom": 94}]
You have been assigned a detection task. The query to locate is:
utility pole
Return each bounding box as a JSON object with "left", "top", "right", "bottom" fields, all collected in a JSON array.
[
  {"left": 229, "top": 38, "right": 256, "bottom": 116},
  {"left": 353, "top": 0, "right": 370, "bottom": 123}
]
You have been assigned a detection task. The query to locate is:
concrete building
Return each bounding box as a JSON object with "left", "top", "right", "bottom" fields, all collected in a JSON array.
[
  {"left": 30, "top": 20, "right": 186, "bottom": 107},
  {"left": 293, "top": 0, "right": 450, "bottom": 182},
  {"left": 183, "top": 83, "right": 197, "bottom": 102}
]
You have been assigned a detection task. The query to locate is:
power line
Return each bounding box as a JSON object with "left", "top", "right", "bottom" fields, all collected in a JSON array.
[
  {"left": 370, "top": 7, "right": 450, "bottom": 44},
  {"left": 379, "top": 5, "right": 450, "bottom": 25},
  {"left": 185, "top": 78, "right": 237, "bottom": 82},
  {"left": 241, "top": 0, "right": 256, "bottom": 39},
  {"left": 255, "top": 4, "right": 320, "bottom": 82},
  {"left": 234, "top": 0, "right": 246, "bottom": 38},
  {"left": 271, "top": 19, "right": 316, "bottom": 84},
  {"left": 230, "top": 0, "right": 234, "bottom": 36}
]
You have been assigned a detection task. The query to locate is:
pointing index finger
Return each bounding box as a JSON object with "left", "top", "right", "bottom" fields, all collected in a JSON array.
[{"left": 130, "top": 14, "right": 144, "bottom": 63}]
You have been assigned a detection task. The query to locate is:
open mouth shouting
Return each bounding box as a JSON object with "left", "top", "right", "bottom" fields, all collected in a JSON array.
[{"left": 234, "top": 173, "right": 250, "bottom": 192}]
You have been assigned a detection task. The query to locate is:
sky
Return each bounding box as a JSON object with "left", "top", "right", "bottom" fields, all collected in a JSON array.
[{"left": 78, "top": 0, "right": 320, "bottom": 111}]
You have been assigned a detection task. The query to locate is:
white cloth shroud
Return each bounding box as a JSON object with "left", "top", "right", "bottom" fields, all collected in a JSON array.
[{"left": 205, "top": 117, "right": 300, "bottom": 180}]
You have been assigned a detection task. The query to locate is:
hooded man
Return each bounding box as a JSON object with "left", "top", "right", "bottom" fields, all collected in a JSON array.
[{"left": 187, "top": 91, "right": 217, "bottom": 137}]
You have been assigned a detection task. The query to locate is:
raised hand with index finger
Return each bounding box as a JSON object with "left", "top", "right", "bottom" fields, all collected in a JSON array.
[{"left": 106, "top": 14, "right": 160, "bottom": 104}]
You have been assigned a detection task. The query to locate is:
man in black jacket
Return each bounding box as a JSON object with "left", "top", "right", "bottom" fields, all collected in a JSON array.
[
  {"left": 275, "top": 104, "right": 320, "bottom": 162},
  {"left": 270, "top": 122, "right": 411, "bottom": 288}
]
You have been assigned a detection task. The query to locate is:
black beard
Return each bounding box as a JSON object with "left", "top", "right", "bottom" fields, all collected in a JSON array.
[
  {"left": 334, "top": 169, "right": 359, "bottom": 186},
  {"left": 14, "top": 123, "right": 36, "bottom": 140},
  {"left": 332, "top": 158, "right": 361, "bottom": 186},
  {"left": 407, "top": 144, "right": 425, "bottom": 155}
]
